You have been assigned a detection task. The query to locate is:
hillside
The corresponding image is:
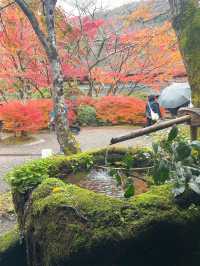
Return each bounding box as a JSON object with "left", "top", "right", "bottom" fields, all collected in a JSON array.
[{"left": 98, "top": 0, "right": 170, "bottom": 24}]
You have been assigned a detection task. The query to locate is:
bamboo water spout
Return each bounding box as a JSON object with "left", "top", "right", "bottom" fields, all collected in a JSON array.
[{"left": 110, "top": 108, "right": 200, "bottom": 145}]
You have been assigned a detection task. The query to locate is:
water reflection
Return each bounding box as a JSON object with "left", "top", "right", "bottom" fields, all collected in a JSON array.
[{"left": 79, "top": 169, "right": 124, "bottom": 198}]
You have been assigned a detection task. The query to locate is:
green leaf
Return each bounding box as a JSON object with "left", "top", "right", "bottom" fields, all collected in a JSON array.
[
  {"left": 152, "top": 142, "right": 159, "bottom": 154},
  {"left": 175, "top": 142, "right": 192, "bottom": 161},
  {"left": 123, "top": 153, "right": 134, "bottom": 170},
  {"left": 124, "top": 183, "right": 135, "bottom": 198},
  {"left": 115, "top": 173, "right": 122, "bottom": 186},
  {"left": 109, "top": 169, "right": 122, "bottom": 186},
  {"left": 168, "top": 126, "right": 178, "bottom": 142},
  {"left": 109, "top": 168, "right": 116, "bottom": 176},
  {"left": 152, "top": 160, "right": 170, "bottom": 185}
]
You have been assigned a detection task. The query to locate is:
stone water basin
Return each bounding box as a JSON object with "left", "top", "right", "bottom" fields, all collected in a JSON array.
[{"left": 68, "top": 169, "right": 148, "bottom": 198}]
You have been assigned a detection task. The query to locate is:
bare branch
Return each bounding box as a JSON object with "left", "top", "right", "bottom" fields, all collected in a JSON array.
[
  {"left": 89, "top": 43, "right": 136, "bottom": 70},
  {"left": 15, "top": 0, "right": 50, "bottom": 56},
  {"left": 0, "top": 1, "right": 15, "bottom": 11}
]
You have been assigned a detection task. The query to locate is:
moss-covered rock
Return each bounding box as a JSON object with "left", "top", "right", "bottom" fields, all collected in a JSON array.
[
  {"left": 7, "top": 147, "right": 152, "bottom": 228},
  {"left": 0, "top": 228, "right": 27, "bottom": 266},
  {"left": 22, "top": 179, "right": 200, "bottom": 266},
  {"left": 172, "top": 0, "right": 200, "bottom": 107},
  {"left": 7, "top": 147, "right": 200, "bottom": 266}
]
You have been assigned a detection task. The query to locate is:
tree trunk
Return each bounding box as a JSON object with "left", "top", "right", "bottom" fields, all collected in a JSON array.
[
  {"left": 87, "top": 80, "right": 94, "bottom": 96},
  {"left": 169, "top": 0, "right": 200, "bottom": 107},
  {"left": 15, "top": 0, "right": 80, "bottom": 154},
  {"left": 50, "top": 57, "right": 79, "bottom": 154},
  {"left": 43, "top": 0, "right": 79, "bottom": 154}
]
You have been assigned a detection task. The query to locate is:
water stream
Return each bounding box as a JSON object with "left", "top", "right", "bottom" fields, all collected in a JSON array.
[{"left": 104, "top": 146, "right": 110, "bottom": 167}]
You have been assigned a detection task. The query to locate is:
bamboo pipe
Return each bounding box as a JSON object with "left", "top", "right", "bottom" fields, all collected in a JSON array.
[{"left": 110, "top": 115, "right": 191, "bottom": 145}]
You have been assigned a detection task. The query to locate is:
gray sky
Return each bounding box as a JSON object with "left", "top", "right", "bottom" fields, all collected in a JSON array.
[{"left": 58, "top": 0, "right": 140, "bottom": 13}]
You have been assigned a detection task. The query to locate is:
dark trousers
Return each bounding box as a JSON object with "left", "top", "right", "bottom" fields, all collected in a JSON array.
[{"left": 146, "top": 117, "right": 155, "bottom": 127}]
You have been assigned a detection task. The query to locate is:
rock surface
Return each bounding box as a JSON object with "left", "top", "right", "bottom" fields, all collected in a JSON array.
[{"left": 5, "top": 148, "right": 200, "bottom": 266}]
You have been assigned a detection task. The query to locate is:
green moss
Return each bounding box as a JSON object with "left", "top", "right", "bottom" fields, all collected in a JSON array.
[
  {"left": 8, "top": 146, "right": 200, "bottom": 265},
  {"left": 0, "top": 228, "right": 26, "bottom": 266},
  {"left": 9, "top": 146, "right": 153, "bottom": 232},
  {"left": 7, "top": 147, "right": 151, "bottom": 195},
  {"left": 132, "top": 184, "right": 172, "bottom": 206},
  {"left": 173, "top": 0, "right": 200, "bottom": 107},
  {"left": 22, "top": 178, "right": 200, "bottom": 266},
  {"left": 63, "top": 133, "right": 81, "bottom": 156},
  {"left": 7, "top": 152, "right": 94, "bottom": 193},
  {"left": 0, "top": 228, "right": 19, "bottom": 254},
  {"left": 30, "top": 179, "right": 123, "bottom": 223}
]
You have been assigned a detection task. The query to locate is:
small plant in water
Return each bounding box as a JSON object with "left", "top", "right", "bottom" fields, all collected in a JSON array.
[
  {"left": 109, "top": 151, "right": 136, "bottom": 198},
  {"left": 109, "top": 127, "right": 200, "bottom": 201},
  {"left": 152, "top": 126, "right": 200, "bottom": 199}
]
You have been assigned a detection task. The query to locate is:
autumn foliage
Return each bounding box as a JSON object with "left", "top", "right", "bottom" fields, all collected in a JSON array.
[
  {"left": 76, "top": 96, "right": 97, "bottom": 107},
  {"left": 0, "top": 2, "right": 186, "bottom": 99},
  {"left": 0, "top": 100, "right": 76, "bottom": 135},
  {"left": 0, "top": 96, "right": 146, "bottom": 134},
  {"left": 0, "top": 101, "right": 45, "bottom": 135},
  {"left": 28, "top": 99, "right": 76, "bottom": 127},
  {"left": 95, "top": 96, "right": 146, "bottom": 124},
  {"left": 0, "top": 1, "right": 181, "bottom": 134}
]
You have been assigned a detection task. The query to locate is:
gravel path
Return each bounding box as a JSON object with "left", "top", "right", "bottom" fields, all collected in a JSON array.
[{"left": 0, "top": 126, "right": 154, "bottom": 192}]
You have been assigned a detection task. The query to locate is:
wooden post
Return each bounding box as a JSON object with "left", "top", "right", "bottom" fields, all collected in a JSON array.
[{"left": 179, "top": 108, "right": 200, "bottom": 141}]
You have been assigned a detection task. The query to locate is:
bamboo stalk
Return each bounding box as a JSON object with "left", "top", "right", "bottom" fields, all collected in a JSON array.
[{"left": 110, "top": 115, "right": 191, "bottom": 145}]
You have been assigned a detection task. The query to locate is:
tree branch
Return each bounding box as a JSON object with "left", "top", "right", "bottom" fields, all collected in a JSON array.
[
  {"left": 15, "top": 0, "right": 50, "bottom": 57},
  {"left": 89, "top": 43, "right": 136, "bottom": 71},
  {"left": 0, "top": 1, "right": 15, "bottom": 11},
  {"left": 43, "top": 0, "right": 57, "bottom": 54}
]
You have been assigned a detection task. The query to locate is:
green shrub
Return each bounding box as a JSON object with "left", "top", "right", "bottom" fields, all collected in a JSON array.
[
  {"left": 152, "top": 127, "right": 200, "bottom": 202},
  {"left": 77, "top": 105, "right": 97, "bottom": 126},
  {"left": 6, "top": 153, "right": 94, "bottom": 194}
]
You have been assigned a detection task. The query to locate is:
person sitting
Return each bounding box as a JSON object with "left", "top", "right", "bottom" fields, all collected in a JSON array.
[{"left": 145, "top": 95, "right": 162, "bottom": 127}]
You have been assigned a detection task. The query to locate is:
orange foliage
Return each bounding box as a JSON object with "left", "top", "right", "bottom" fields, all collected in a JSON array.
[
  {"left": 0, "top": 100, "right": 76, "bottom": 134},
  {"left": 0, "top": 5, "right": 51, "bottom": 92},
  {"left": 92, "top": 8, "right": 186, "bottom": 93},
  {"left": 95, "top": 96, "right": 146, "bottom": 125},
  {"left": 76, "top": 96, "right": 97, "bottom": 107},
  {"left": 29, "top": 99, "right": 53, "bottom": 128},
  {"left": 28, "top": 99, "right": 76, "bottom": 127},
  {"left": 91, "top": 68, "right": 117, "bottom": 85},
  {"left": 0, "top": 96, "right": 147, "bottom": 133},
  {"left": 0, "top": 101, "right": 45, "bottom": 134},
  {"left": 0, "top": 1, "right": 186, "bottom": 100}
]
